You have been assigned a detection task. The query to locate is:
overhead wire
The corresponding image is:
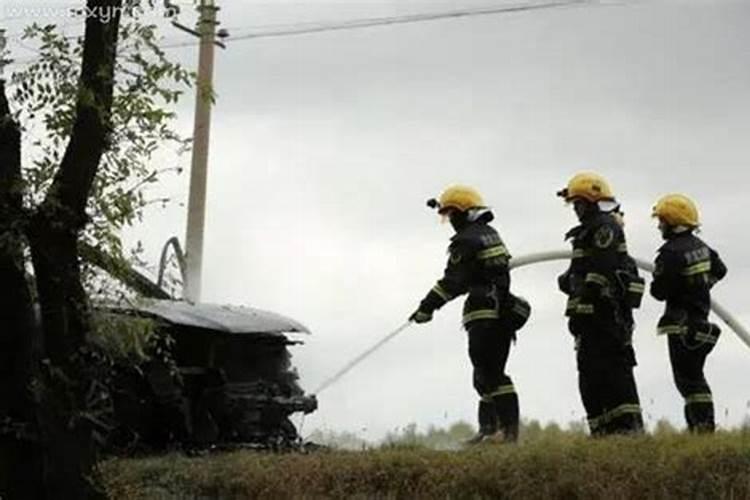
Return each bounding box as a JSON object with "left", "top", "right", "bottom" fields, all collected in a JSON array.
[
  {"left": 4, "top": 0, "right": 598, "bottom": 63},
  {"left": 224, "top": 0, "right": 592, "bottom": 42},
  {"left": 157, "top": 0, "right": 595, "bottom": 47},
  {"left": 2, "top": 0, "right": 603, "bottom": 69},
  {"left": 163, "top": 0, "right": 594, "bottom": 48}
]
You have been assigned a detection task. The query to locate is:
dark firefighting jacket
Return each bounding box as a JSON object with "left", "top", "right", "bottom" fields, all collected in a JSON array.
[
  {"left": 651, "top": 231, "right": 727, "bottom": 339},
  {"left": 417, "top": 211, "right": 526, "bottom": 328},
  {"left": 558, "top": 211, "right": 644, "bottom": 339}
]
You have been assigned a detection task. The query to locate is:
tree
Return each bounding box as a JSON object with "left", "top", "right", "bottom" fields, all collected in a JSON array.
[{"left": 0, "top": 1, "right": 193, "bottom": 497}]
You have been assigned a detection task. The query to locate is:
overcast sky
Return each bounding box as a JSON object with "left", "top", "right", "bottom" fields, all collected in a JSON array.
[{"left": 4, "top": 0, "right": 750, "bottom": 442}]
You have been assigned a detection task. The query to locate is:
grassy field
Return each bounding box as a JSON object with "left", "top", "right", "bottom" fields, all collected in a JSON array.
[{"left": 101, "top": 431, "right": 750, "bottom": 499}]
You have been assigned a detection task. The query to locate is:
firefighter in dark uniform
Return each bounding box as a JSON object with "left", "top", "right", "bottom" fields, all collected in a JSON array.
[
  {"left": 557, "top": 172, "right": 645, "bottom": 436},
  {"left": 410, "top": 185, "right": 530, "bottom": 444},
  {"left": 650, "top": 193, "right": 727, "bottom": 433}
]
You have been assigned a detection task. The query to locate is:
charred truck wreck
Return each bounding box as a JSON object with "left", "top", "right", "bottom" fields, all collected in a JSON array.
[{"left": 99, "top": 300, "right": 317, "bottom": 453}]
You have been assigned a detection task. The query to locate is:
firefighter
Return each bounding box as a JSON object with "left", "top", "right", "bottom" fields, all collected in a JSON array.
[
  {"left": 650, "top": 194, "right": 727, "bottom": 433},
  {"left": 410, "top": 185, "right": 530, "bottom": 444},
  {"left": 557, "top": 172, "right": 645, "bottom": 436}
]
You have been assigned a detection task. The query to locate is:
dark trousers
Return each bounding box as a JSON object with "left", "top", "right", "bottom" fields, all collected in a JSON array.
[
  {"left": 576, "top": 331, "right": 643, "bottom": 436},
  {"left": 668, "top": 330, "right": 717, "bottom": 433},
  {"left": 467, "top": 319, "right": 518, "bottom": 439}
]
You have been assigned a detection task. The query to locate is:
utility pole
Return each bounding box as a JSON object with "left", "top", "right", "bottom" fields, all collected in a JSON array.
[{"left": 183, "top": 0, "right": 219, "bottom": 302}]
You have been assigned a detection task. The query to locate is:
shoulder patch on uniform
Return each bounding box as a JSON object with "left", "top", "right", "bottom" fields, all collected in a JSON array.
[
  {"left": 450, "top": 252, "right": 462, "bottom": 264},
  {"left": 594, "top": 226, "right": 615, "bottom": 249}
]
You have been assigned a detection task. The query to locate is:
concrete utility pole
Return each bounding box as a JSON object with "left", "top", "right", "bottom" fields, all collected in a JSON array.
[{"left": 184, "top": 0, "right": 219, "bottom": 302}]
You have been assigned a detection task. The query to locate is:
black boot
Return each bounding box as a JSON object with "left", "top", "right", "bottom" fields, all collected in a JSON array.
[
  {"left": 495, "top": 393, "right": 520, "bottom": 443},
  {"left": 608, "top": 412, "right": 644, "bottom": 436},
  {"left": 465, "top": 400, "right": 498, "bottom": 445},
  {"left": 687, "top": 402, "right": 715, "bottom": 433}
]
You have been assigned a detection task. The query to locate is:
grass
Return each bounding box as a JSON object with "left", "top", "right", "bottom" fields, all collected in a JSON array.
[{"left": 101, "top": 431, "right": 750, "bottom": 499}]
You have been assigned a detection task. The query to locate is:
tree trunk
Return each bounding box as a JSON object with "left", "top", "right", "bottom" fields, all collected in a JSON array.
[
  {"left": 0, "top": 82, "right": 45, "bottom": 500},
  {"left": 8, "top": 1, "right": 123, "bottom": 498}
]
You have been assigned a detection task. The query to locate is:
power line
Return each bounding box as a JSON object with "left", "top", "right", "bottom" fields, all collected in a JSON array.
[
  {"left": 134, "top": 1, "right": 596, "bottom": 49},
  {"left": 225, "top": 0, "right": 593, "bottom": 42},
  {"left": 5, "top": 0, "right": 597, "bottom": 64}
]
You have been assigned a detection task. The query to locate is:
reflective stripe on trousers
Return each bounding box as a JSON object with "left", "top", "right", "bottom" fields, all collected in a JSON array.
[
  {"left": 588, "top": 403, "right": 642, "bottom": 432},
  {"left": 480, "top": 384, "right": 516, "bottom": 402},
  {"left": 685, "top": 393, "right": 713, "bottom": 404}
]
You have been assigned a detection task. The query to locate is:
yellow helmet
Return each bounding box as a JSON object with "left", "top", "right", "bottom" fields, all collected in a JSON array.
[
  {"left": 652, "top": 193, "right": 700, "bottom": 227},
  {"left": 437, "top": 185, "right": 484, "bottom": 214},
  {"left": 557, "top": 172, "right": 615, "bottom": 203}
]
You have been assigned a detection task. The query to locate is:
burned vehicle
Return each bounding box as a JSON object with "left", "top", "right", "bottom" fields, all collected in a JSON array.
[{"left": 98, "top": 299, "right": 317, "bottom": 452}]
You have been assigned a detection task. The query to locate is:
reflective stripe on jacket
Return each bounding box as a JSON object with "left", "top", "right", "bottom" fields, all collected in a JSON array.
[
  {"left": 651, "top": 231, "right": 727, "bottom": 330},
  {"left": 558, "top": 212, "right": 628, "bottom": 320},
  {"left": 418, "top": 213, "right": 513, "bottom": 327}
]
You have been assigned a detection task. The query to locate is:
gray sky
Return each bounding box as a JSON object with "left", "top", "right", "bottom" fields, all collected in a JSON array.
[{"left": 4, "top": 0, "right": 750, "bottom": 441}]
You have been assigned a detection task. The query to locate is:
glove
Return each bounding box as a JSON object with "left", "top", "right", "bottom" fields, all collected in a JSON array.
[{"left": 409, "top": 309, "right": 433, "bottom": 324}]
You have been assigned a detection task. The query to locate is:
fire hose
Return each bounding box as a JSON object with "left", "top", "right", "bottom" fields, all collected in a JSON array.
[
  {"left": 509, "top": 250, "right": 750, "bottom": 349},
  {"left": 313, "top": 250, "right": 749, "bottom": 397}
]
